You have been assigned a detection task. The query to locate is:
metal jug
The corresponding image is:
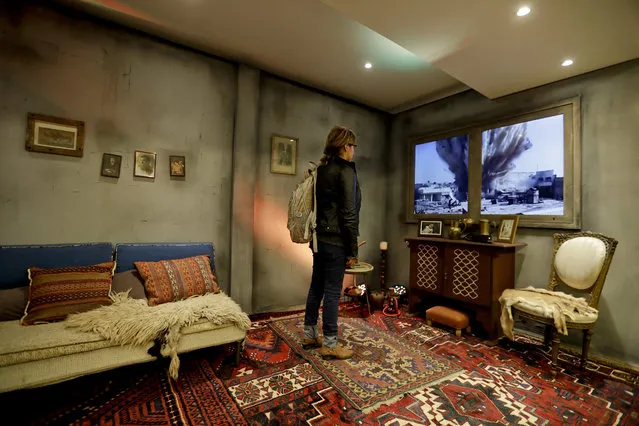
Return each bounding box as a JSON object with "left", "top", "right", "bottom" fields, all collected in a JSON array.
[{"left": 449, "top": 220, "right": 462, "bottom": 239}]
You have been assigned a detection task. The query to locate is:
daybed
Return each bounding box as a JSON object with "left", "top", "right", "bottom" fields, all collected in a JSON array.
[{"left": 0, "top": 242, "right": 249, "bottom": 394}]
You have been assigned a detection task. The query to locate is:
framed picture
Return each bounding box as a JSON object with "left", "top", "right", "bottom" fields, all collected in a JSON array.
[
  {"left": 134, "top": 150, "right": 156, "bottom": 179},
  {"left": 25, "top": 113, "right": 85, "bottom": 157},
  {"left": 497, "top": 216, "right": 520, "bottom": 243},
  {"left": 100, "top": 153, "right": 122, "bottom": 178},
  {"left": 169, "top": 155, "right": 186, "bottom": 177},
  {"left": 270, "top": 134, "right": 297, "bottom": 175},
  {"left": 418, "top": 220, "right": 443, "bottom": 237}
]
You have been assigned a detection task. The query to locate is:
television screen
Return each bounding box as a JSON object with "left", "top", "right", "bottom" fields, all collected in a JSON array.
[
  {"left": 414, "top": 135, "right": 469, "bottom": 215},
  {"left": 481, "top": 114, "right": 564, "bottom": 215}
]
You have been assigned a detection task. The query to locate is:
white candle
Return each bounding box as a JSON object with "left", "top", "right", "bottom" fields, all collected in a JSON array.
[{"left": 380, "top": 241, "right": 388, "bottom": 251}]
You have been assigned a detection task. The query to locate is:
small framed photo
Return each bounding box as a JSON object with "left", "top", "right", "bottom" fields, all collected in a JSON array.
[
  {"left": 134, "top": 150, "right": 156, "bottom": 179},
  {"left": 497, "top": 216, "right": 520, "bottom": 243},
  {"left": 169, "top": 155, "right": 186, "bottom": 177},
  {"left": 418, "top": 220, "right": 443, "bottom": 237},
  {"left": 25, "top": 113, "right": 85, "bottom": 157},
  {"left": 100, "top": 153, "right": 122, "bottom": 178},
  {"left": 270, "top": 134, "right": 297, "bottom": 175}
]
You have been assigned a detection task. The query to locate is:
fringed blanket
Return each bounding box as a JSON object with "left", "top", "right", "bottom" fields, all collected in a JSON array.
[
  {"left": 499, "top": 287, "right": 598, "bottom": 340},
  {"left": 65, "top": 292, "right": 251, "bottom": 378}
]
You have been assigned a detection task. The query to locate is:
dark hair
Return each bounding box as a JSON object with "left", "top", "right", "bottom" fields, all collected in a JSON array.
[{"left": 319, "top": 126, "right": 356, "bottom": 165}]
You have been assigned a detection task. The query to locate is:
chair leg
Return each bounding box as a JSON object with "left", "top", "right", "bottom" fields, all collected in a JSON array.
[
  {"left": 581, "top": 329, "right": 593, "bottom": 370},
  {"left": 550, "top": 329, "right": 561, "bottom": 373},
  {"left": 544, "top": 325, "right": 553, "bottom": 347}
]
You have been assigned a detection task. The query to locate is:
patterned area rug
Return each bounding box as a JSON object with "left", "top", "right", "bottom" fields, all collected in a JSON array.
[
  {"left": 221, "top": 305, "right": 638, "bottom": 424},
  {"left": 2, "top": 303, "right": 638, "bottom": 425},
  {"left": 268, "top": 313, "right": 464, "bottom": 412},
  {"left": 0, "top": 354, "right": 246, "bottom": 426}
]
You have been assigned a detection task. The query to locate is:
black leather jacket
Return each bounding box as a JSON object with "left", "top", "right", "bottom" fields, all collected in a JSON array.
[{"left": 315, "top": 156, "right": 361, "bottom": 259}]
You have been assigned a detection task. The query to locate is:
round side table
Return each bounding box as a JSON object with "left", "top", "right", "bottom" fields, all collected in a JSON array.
[{"left": 344, "top": 261, "right": 374, "bottom": 317}]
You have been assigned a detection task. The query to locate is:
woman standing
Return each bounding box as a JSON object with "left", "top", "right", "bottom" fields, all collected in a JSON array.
[{"left": 303, "top": 126, "right": 361, "bottom": 360}]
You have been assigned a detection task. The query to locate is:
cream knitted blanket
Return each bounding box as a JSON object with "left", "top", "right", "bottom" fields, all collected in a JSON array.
[
  {"left": 65, "top": 291, "right": 251, "bottom": 378},
  {"left": 499, "top": 287, "right": 598, "bottom": 340}
]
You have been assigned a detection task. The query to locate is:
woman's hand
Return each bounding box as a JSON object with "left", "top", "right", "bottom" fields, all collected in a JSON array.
[{"left": 346, "top": 257, "right": 358, "bottom": 268}]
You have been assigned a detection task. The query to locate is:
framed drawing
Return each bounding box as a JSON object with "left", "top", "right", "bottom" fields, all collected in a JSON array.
[
  {"left": 100, "top": 153, "right": 122, "bottom": 178},
  {"left": 497, "top": 216, "right": 520, "bottom": 243},
  {"left": 418, "top": 220, "right": 443, "bottom": 237},
  {"left": 270, "top": 135, "right": 297, "bottom": 175},
  {"left": 134, "top": 150, "right": 156, "bottom": 179},
  {"left": 25, "top": 113, "right": 85, "bottom": 157},
  {"left": 169, "top": 155, "right": 186, "bottom": 177}
]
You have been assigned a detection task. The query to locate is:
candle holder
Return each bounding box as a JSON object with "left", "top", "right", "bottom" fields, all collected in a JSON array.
[{"left": 379, "top": 241, "right": 388, "bottom": 292}]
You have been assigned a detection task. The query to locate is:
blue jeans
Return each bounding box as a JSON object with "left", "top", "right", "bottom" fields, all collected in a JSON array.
[{"left": 304, "top": 241, "right": 346, "bottom": 339}]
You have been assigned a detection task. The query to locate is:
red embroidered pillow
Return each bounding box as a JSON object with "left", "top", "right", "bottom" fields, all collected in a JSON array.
[
  {"left": 22, "top": 261, "right": 116, "bottom": 325},
  {"left": 134, "top": 255, "right": 220, "bottom": 306}
]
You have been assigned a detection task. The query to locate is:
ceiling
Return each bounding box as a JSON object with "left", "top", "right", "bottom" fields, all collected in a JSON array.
[{"left": 60, "top": 0, "right": 639, "bottom": 113}]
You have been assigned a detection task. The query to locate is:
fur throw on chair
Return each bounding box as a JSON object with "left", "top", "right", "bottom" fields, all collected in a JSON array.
[
  {"left": 65, "top": 291, "right": 251, "bottom": 378},
  {"left": 499, "top": 287, "right": 598, "bottom": 340}
]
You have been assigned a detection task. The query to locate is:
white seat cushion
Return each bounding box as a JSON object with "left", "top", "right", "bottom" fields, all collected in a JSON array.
[{"left": 554, "top": 237, "right": 606, "bottom": 290}]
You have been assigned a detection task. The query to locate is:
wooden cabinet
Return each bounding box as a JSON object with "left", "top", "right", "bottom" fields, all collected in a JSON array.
[{"left": 405, "top": 237, "right": 526, "bottom": 340}]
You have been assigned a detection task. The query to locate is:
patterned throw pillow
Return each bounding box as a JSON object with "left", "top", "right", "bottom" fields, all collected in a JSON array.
[
  {"left": 134, "top": 255, "right": 220, "bottom": 306},
  {"left": 22, "top": 261, "right": 116, "bottom": 325}
]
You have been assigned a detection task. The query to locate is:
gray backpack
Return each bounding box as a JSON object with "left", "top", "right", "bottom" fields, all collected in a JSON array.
[{"left": 287, "top": 162, "right": 318, "bottom": 252}]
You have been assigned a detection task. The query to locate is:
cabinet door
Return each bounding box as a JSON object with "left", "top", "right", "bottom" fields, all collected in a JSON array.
[
  {"left": 443, "top": 246, "right": 491, "bottom": 306},
  {"left": 412, "top": 242, "right": 444, "bottom": 295}
]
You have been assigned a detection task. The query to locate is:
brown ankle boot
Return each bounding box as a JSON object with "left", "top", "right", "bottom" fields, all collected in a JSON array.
[
  {"left": 301, "top": 337, "right": 323, "bottom": 349},
  {"left": 318, "top": 344, "right": 353, "bottom": 360}
]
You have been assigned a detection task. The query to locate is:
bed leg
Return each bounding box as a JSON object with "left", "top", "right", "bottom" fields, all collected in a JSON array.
[{"left": 235, "top": 339, "right": 244, "bottom": 366}]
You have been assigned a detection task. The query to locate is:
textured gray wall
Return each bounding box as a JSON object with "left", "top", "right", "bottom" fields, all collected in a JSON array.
[
  {"left": 0, "top": 5, "right": 237, "bottom": 291},
  {"left": 230, "top": 65, "right": 260, "bottom": 312},
  {"left": 388, "top": 60, "right": 639, "bottom": 365},
  {"left": 253, "top": 76, "right": 388, "bottom": 313}
]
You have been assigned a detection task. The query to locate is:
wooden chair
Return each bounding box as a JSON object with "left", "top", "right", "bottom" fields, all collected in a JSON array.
[{"left": 507, "top": 231, "right": 617, "bottom": 371}]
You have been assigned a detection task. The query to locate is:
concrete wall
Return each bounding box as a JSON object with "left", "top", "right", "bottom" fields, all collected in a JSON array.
[
  {"left": 0, "top": 4, "right": 235, "bottom": 292},
  {"left": 252, "top": 76, "right": 389, "bottom": 313},
  {"left": 387, "top": 60, "right": 639, "bottom": 365},
  {"left": 0, "top": 4, "right": 389, "bottom": 311}
]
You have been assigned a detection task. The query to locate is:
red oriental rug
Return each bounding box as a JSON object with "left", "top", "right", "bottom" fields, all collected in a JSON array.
[
  {"left": 219, "top": 306, "right": 638, "bottom": 425},
  {"left": 0, "top": 355, "right": 247, "bottom": 426},
  {"left": 267, "top": 313, "right": 463, "bottom": 412},
  {"left": 2, "top": 304, "right": 637, "bottom": 425}
]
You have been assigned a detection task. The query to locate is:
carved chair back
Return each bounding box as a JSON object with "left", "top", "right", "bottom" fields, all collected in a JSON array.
[{"left": 547, "top": 231, "right": 618, "bottom": 309}]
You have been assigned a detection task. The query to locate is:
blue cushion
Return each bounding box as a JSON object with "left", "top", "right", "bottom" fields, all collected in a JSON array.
[
  {"left": 0, "top": 243, "right": 114, "bottom": 290},
  {"left": 114, "top": 243, "right": 215, "bottom": 274}
]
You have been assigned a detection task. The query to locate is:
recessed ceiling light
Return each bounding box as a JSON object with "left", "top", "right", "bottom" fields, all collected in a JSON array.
[
  {"left": 364, "top": 62, "right": 373, "bottom": 69},
  {"left": 562, "top": 59, "right": 574, "bottom": 67},
  {"left": 516, "top": 6, "right": 531, "bottom": 16}
]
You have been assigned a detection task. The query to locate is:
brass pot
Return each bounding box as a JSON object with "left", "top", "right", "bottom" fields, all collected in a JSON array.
[{"left": 369, "top": 290, "right": 386, "bottom": 311}]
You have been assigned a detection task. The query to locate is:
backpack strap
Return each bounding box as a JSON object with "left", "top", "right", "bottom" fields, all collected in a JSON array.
[{"left": 310, "top": 162, "right": 318, "bottom": 253}]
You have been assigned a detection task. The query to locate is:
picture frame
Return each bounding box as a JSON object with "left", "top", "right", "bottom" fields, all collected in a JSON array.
[
  {"left": 497, "top": 216, "right": 520, "bottom": 243},
  {"left": 169, "top": 155, "right": 186, "bottom": 177},
  {"left": 25, "top": 113, "right": 85, "bottom": 157},
  {"left": 418, "top": 220, "right": 443, "bottom": 237},
  {"left": 134, "top": 150, "right": 156, "bottom": 179},
  {"left": 100, "top": 153, "right": 122, "bottom": 178},
  {"left": 270, "top": 134, "right": 298, "bottom": 175}
]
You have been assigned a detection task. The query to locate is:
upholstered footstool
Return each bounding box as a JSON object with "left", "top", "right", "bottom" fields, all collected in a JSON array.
[{"left": 426, "top": 306, "right": 471, "bottom": 337}]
